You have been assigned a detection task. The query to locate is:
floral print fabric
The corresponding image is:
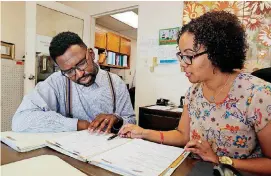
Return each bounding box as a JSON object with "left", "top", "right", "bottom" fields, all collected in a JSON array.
[{"left": 185, "top": 73, "right": 271, "bottom": 159}]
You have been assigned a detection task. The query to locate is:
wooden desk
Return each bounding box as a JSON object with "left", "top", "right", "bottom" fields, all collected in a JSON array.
[
  {"left": 1, "top": 143, "right": 196, "bottom": 176},
  {"left": 139, "top": 106, "right": 182, "bottom": 131}
]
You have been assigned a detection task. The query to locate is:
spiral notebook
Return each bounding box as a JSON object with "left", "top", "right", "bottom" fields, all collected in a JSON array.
[{"left": 46, "top": 130, "right": 189, "bottom": 176}]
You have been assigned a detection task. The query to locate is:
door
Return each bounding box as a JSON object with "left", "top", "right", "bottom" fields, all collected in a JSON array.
[{"left": 24, "top": 1, "right": 91, "bottom": 95}]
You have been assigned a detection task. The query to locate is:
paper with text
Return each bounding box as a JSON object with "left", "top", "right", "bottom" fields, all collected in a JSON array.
[
  {"left": 90, "top": 139, "right": 186, "bottom": 176},
  {"left": 48, "top": 130, "right": 131, "bottom": 159}
]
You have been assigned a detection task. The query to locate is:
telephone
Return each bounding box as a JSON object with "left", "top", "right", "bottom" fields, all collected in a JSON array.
[{"left": 156, "top": 98, "right": 169, "bottom": 106}]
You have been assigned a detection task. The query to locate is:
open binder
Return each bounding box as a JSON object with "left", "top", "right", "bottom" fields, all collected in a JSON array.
[{"left": 46, "top": 130, "right": 189, "bottom": 176}]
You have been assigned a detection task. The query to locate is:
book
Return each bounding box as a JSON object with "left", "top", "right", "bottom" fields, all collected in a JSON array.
[
  {"left": 0, "top": 131, "right": 75, "bottom": 152},
  {"left": 1, "top": 155, "right": 87, "bottom": 176},
  {"left": 46, "top": 130, "right": 189, "bottom": 176}
]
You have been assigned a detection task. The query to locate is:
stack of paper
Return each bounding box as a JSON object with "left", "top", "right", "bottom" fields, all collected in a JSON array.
[{"left": 1, "top": 131, "right": 75, "bottom": 152}]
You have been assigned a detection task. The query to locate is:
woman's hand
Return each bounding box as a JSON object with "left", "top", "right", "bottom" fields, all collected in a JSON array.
[
  {"left": 185, "top": 139, "right": 219, "bottom": 164},
  {"left": 118, "top": 124, "right": 146, "bottom": 139}
]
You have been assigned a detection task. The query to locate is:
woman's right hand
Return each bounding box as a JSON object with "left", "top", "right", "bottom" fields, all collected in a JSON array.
[{"left": 118, "top": 124, "right": 146, "bottom": 139}]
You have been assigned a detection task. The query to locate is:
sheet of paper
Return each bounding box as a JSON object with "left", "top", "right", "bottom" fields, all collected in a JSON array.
[
  {"left": 170, "top": 108, "right": 183, "bottom": 112},
  {"left": 49, "top": 130, "right": 131, "bottom": 159},
  {"left": 0, "top": 131, "right": 75, "bottom": 152},
  {"left": 1, "top": 155, "right": 86, "bottom": 176},
  {"left": 146, "top": 105, "right": 173, "bottom": 110},
  {"left": 90, "top": 139, "right": 186, "bottom": 176}
]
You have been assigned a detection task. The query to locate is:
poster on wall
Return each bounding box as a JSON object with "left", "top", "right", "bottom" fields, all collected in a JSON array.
[{"left": 159, "top": 27, "right": 179, "bottom": 45}]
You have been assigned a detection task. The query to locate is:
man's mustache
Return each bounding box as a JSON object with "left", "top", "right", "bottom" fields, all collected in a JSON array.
[{"left": 77, "top": 72, "right": 95, "bottom": 83}]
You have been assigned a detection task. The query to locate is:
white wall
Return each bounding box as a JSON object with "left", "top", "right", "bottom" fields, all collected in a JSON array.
[
  {"left": 96, "top": 25, "right": 137, "bottom": 88},
  {"left": 1, "top": 1, "right": 25, "bottom": 60},
  {"left": 135, "top": 2, "right": 191, "bottom": 113}
]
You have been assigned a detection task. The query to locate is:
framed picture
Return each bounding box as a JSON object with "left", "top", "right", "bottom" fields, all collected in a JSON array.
[
  {"left": 159, "top": 27, "right": 180, "bottom": 45},
  {"left": 1, "top": 41, "right": 15, "bottom": 59}
]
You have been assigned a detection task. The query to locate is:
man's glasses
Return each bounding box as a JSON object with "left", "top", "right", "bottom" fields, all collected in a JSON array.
[
  {"left": 176, "top": 50, "right": 208, "bottom": 65},
  {"left": 61, "top": 50, "right": 89, "bottom": 78}
]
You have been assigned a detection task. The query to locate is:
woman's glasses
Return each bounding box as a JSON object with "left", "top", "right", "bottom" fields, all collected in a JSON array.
[{"left": 176, "top": 51, "right": 208, "bottom": 65}]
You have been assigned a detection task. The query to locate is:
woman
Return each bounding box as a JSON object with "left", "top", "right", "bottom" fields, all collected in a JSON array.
[{"left": 119, "top": 11, "right": 271, "bottom": 175}]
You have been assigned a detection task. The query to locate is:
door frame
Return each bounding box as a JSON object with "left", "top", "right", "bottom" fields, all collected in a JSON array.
[{"left": 24, "top": 1, "right": 90, "bottom": 95}]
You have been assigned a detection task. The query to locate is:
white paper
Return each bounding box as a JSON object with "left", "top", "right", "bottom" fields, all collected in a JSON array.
[
  {"left": 1, "top": 155, "right": 86, "bottom": 176},
  {"left": 48, "top": 130, "right": 130, "bottom": 159},
  {"left": 0, "top": 131, "right": 75, "bottom": 152},
  {"left": 170, "top": 108, "right": 183, "bottom": 112},
  {"left": 146, "top": 105, "right": 173, "bottom": 110},
  {"left": 90, "top": 139, "right": 186, "bottom": 176}
]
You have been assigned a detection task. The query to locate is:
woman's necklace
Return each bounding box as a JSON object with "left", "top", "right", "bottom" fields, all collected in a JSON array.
[{"left": 203, "top": 75, "right": 231, "bottom": 103}]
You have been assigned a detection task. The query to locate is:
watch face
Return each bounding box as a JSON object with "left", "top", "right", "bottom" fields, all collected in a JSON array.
[{"left": 220, "top": 156, "right": 233, "bottom": 165}]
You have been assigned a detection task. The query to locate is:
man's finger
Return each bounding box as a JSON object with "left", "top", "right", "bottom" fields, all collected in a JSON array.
[
  {"left": 105, "top": 118, "right": 115, "bottom": 133},
  {"left": 97, "top": 119, "right": 108, "bottom": 133},
  {"left": 89, "top": 118, "right": 104, "bottom": 132}
]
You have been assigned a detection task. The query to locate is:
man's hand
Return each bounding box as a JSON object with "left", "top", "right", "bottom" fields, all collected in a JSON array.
[
  {"left": 77, "top": 120, "right": 90, "bottom": 131},
  {"left": 88, "top": 114, "right": 119, "bottom": 133}
]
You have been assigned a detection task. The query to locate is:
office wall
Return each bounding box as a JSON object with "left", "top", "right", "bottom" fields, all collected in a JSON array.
[
  {"left": 62, "top": 2, "right": 191, "bottom": 119},
  {"left": 96, "top": 25, "right": 137, "bottom": 88},
  {"left": 1, "top": 1, "right": 25, "bottom": 60},
  {"left": 135, "top": 2, "right": 191, "bottom": 110}
]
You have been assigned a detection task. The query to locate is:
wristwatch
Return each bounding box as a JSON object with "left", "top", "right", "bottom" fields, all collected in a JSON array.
[{"left": 219, "top": 156, "right": 234, "bottom": 166}]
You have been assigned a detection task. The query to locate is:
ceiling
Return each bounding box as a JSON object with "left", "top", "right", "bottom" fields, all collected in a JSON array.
[{"left": 95, "top": 9, "right": 138, "bottom": 40}]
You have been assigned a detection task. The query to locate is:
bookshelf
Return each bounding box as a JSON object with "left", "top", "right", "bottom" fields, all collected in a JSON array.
[{"left": 95, "top": 31, "right": 131, "bottom": 69}]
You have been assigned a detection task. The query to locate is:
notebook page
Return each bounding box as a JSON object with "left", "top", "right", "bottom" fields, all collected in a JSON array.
[
  {"left": 90, "top": 139, "right": 186, "bottom": 176},
  {"left": 49, "top": 130, "right": 131, "bottom": 159},
  {"left": 0, "top": 131, "right": 75, "bottom": 152},
  {"left": 1, "top": 155, "right": 86, "bottom": 176}
]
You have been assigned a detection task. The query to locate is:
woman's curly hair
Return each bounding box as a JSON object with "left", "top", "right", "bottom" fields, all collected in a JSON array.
[{"left": 177, "top": 11, "right": 248, "bottom": 73}]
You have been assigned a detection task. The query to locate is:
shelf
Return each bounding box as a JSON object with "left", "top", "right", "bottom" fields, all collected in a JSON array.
[{"left": 100, "top": 64, "right": 129, "bottom": 69}]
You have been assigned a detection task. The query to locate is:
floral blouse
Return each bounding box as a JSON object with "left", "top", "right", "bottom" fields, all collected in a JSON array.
[{"left": 185, "top": 73, "right": 271, "bottom": 159}]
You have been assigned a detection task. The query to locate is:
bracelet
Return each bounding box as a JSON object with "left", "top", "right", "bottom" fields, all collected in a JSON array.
[{"left": 159, "top": 131, "right": 164, "bottom": 144}]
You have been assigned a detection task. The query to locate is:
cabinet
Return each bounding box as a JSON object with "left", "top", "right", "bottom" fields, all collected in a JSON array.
[
  {"left": 95, "top": 31, "right": 131, "bottom": 69},
  {"left": 139, "top": 106, "right": 182, "bottom": 131},
  {"left": 120, "top": 37, "right": 131, "bottom": 56},
  {"left": 106, "top": 32, "right": 120, "bottom": 53},
  {"left": 95, "top": 30, "right": 106, "bottom": 49}
]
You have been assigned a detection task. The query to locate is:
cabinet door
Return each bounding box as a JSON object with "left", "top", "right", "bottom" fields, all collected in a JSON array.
[
  {"left": 95, "top": 31, "right": 106, "bottom": 49},
  {"left": 106, "top": 32, "right": 120, "bottom": 53},
  {"left": 120, "top": 37, "right": 131, "bottom": 56}
]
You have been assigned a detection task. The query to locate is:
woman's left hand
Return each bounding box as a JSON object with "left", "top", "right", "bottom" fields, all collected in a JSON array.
[{"left": 185, "top": 139, "right": 219, "bottom": 164}]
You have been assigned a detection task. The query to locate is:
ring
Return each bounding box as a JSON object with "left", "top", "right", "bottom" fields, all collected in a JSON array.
[
  {"left": 198, "top": 140, "right": 202, "bottom": 144},
  {"left": 104, "top": 119, "right": 108, "bottom": 123}
]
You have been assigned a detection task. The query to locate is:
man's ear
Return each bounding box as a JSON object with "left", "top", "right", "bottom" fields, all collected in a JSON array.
[{"left": 88, "top": 48, "right": 95, "bottom": 61}]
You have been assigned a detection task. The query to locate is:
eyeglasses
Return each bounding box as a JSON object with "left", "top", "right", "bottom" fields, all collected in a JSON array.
[
  {"left": 176, "top": 50, "right": 208, "bottom": 65},
  {"left": 61, "top": 50, "right": 89, "bottom": 78}
]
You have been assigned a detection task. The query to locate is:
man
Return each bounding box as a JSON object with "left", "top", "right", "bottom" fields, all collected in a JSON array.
[{"left": 12, "top": 31, "right": 136, "bottom": 133}]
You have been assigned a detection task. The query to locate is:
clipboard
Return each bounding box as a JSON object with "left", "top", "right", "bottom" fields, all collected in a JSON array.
[{"left": 159, "top": 151, "right": 190, "bottom": 176}]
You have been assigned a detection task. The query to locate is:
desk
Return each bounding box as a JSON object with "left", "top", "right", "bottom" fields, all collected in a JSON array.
[
  {"left": 1, "top": 143, "right": 195, "bottom": 176},
  {"left": 139, "top": 106, "right": 182, "bottom": 131}
]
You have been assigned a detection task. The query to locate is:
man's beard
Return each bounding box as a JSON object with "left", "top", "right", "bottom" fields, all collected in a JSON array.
[{"left": 76, "top": 63, "right": 99, "bottom": 87}]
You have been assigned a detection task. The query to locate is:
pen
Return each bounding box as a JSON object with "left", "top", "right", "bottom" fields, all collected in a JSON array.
[{"left": 107, "top": 134, "right": 118, "bottom": 140}]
